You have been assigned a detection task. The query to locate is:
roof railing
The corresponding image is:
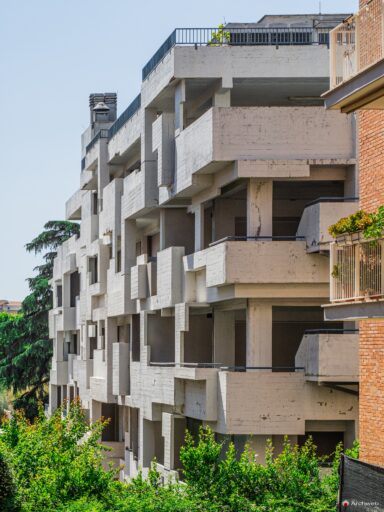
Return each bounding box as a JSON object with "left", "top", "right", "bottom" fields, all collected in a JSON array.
[
  {"left": 85, "top": 129, "right": 109, "bottom": 154},
  {"left": 142, "top": 26, "right": 333, "bottom": 80},
  {"left": 108, "top": 94, "right": 141, "bottom": 139}
]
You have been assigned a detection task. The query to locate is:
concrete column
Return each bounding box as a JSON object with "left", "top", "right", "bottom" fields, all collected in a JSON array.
[
  {"left": 246, "top": 301, "right": 272, "bottom": 367},
  {"left": 213, "top": 310, "right": 235, "bottom": 366},
  {"left": 247, "top": 179, "right": 273, "bottom": 237},
  {"left": 194, "top": 204, "right": 205, "bottom": 252},
  {"left": 248, "top": 435, "right": 269, "bottom": 465},
  {"left": 273, "top": 435, "right": 298, "bottom": 458},
  {"left": 175, "top": 303, "right": 188, "bottom": 366},
  {"left": 123, "top": 220, "right": 137, "bottom": 271},
  {"left": 175, "top": 331, "right": 185, "bottom": 366},
  {"left": 49, "top": 384, "right": 58, "bottom": 414},
  {"left": 175, "top": 80, "right": 186, "bottom": 131},
  {"left": 162, "top": 412, "right": 186, "bottom": 470},
  {"left": 63, "top": 274, "right": 70, "bottom": 308},
  {"left": 213, "top": 88, "right": 231, "bottom": 107},
  {"left": 90, "top": 399, "right": 102, "bottom": 423},
  {"left": 142, "top": 418, "right": 156, "bottom": 468}
]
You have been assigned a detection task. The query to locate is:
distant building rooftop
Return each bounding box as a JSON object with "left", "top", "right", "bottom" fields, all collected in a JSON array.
[{"left": 0, "top": 300, "right": 22, "bottom": 314}]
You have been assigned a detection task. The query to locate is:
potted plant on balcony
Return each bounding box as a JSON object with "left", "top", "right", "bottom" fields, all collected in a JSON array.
[
  {"left": 329, "top": 206, "right": 384, "bottom": 301},
  {"left": 208, "top": 24, "right": 231, "bottom": 46}
]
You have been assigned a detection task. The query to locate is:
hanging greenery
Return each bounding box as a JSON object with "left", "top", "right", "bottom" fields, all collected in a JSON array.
[{"left": 328, "top": 206, "right": 384, "bottom": 239}]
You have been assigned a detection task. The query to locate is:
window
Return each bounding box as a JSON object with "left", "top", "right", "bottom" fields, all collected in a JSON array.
[
  {"left": 70, "top": 272, "right": 80, "bottom": 307},
  {"left": 89, "top": 256, "right": 98, "bottom": 285},
  {"left": 57, "top": 285, "right": 63, "bottom": 307},
  {"left": 92, "top": 193, "right": 98, "bottom": 215},
  {"left": 131, "top": 315, "right": 140, "bottom": 362}
]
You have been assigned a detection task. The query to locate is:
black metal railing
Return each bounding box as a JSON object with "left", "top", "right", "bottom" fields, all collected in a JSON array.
[
  {"left": 142, "top": 26, "right": 332, "bottom": 80},
  {"left": 304, "top": 328, "right": 359, "bottom": 335},
  {"left": 220, "top": 366, "right": 305, "bottom": 372},
  {"left": 85, "top": 129, "right": 109, "bottom": 154},
  {"left": 148, "top": 362, "right": 305, "bottom": 372},
  {"left": 209, "top": 235, "right": 306, "bottom": 247},
  {"left": 305, "top": 196, "right": 359, "bottom": 208},
  {"left": 108, "top": 94, "right": 141, "bottom": 139}
]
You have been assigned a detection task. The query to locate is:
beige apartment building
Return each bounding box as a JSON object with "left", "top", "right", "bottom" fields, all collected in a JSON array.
[{"left": 49, "top": 14, "right": 360, "bottom": 478}]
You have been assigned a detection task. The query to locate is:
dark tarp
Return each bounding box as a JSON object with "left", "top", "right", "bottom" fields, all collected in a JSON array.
[{"left": 339, "top": 454, "right": 384, "bottom": 511}]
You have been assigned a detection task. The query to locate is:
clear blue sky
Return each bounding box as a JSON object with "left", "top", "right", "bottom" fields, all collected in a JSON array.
[{"left": 0, "top": 0, "right": 357, "bottom": 300}]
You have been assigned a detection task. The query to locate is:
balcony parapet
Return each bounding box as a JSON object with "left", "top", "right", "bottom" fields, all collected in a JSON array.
[
  {"left": 142, "top": 26, "right": 333, "bottom": 81},
  {"left": 185, "top": 237, "right": 329, "bottom": 296},
  {"left": 297, "top": 197, "right": 358, "bottom": 253},
  {"left": 295, "top": 330, "right": 359, "bottom": 383}
]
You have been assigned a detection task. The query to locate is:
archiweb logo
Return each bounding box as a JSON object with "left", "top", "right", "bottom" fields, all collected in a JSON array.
[{"left": 342, "top": 499, "right": 381, "bottom": 509}]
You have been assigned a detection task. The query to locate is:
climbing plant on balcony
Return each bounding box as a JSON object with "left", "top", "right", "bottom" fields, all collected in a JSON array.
[
  {"left": 0, "top": 221, "right": 79, "bottom": 419},
  {"left": 328, "top": 206, "right": 384, "bottom": 239}
]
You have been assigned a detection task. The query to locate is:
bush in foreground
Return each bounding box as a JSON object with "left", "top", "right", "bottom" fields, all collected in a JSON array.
[{"left": 0, "top": 401, "right": 358, "bottom": 512}]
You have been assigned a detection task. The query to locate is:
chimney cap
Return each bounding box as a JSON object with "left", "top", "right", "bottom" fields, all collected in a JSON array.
[{"left": 93, "top": 101, "right": 110, "bottom": 112}]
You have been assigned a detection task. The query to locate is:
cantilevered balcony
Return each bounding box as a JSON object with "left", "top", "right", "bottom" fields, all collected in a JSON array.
[
  {"left": 295, "top": 329, "right": 359, "bottom": 383},
  {"left": 173, "top": 106, "right": 354, "bottom": 197},
  {"left": 185, "top": 237, "right": 329, "bottom": 301},
  {"left": 297, "top": 198, "right": 358, "bottom": 253},
  {"left": 216, "top": 368, "right": 357, "bottom": 435},
  {"left": 324, "top": 0, "right": 384, "bottom": 112},
  {"left": 324, "top": 235, "right": 384, "bottom": 320}
]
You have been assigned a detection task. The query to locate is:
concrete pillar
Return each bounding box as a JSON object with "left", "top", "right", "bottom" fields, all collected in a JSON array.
[
  {"left": 123, "top": 219, "right": 137, "bottom": 270},
  {"left": 246, "top": 301, "right": 272, "bottom": 367},
  {"left": 248, "top": 435, "right": 269, "bottom": 465},
  {"left": 142, "top": 418, "right": 156, "bottom": 468},
  {"left": 247, "top": 179, "right": 273, "bottom": 237},
  {"left": 162, "top": 412, "right": 186, "bottom": 470},
  {"left": 63, "top": 274, "right": 70, "bottom": 308},
  {"left": 49, "top": 384, "right": 58, "bottom": 415},
  {"left": 175, "top": 80, "right": 186, "bottom": 131},
  {"left": 90, "top": 399, "right": 102, "bottom": 423},
  {"left": 194, "top": 204, "right": 205, "bottom": 252},
  {"left": 175, "top": 303, "right": 188, "bottom": 366},
  {"left": 272, "top": 435, "right": 298, "bottom": 458},
  {"left": 213, "top": 88, "right": 231, "bottom": 107},
  {"left": 213, "top": 310, "right": 235, "bottom": 366}
]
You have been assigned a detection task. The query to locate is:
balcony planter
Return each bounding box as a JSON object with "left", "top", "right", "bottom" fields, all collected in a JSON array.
[{"left": 335, "top": 231, "right": 362, "bottom": 245}]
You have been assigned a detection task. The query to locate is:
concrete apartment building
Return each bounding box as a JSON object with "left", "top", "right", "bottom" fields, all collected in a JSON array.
[
  {"left": 49, "top": 14, "right": 360, "bottom": 478},
  {"left": 324, "top": 0, "right": 384, "bottom": 466}
]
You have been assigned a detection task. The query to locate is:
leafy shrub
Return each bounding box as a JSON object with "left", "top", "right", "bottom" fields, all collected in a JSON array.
[
  {"left": 328, "top": 210, "right": 373, "bottom": 238},
  {"left": 180, "top": 427, "right": 354, "bottom": 512},
  {"left": 0, "top": 403, "right": 357, "bottom": 512},
  {"left": 0, "top": 449, "right": 19, "bottom": 511}
]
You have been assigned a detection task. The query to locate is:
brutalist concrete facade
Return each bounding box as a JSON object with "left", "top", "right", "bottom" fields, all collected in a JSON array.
[{"left": 49, "top": 15, "right": 360, "bottom": 479}]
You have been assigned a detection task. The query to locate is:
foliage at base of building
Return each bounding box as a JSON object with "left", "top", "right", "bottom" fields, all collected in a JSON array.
[{"left": 0, "top": 401, "right": 358, "bottom": 512}]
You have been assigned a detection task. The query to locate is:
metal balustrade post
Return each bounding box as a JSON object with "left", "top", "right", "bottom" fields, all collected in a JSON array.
[
  {"left": 330, "top": 242, "right": 335, "bottom": 301},
  {"left": 354, "top": 243, "right": 360, "bottom": 299}
]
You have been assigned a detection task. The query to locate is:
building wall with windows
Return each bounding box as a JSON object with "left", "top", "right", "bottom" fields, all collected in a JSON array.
[{"left": 49, "top": 15, "right": 359, "bottom": 479}]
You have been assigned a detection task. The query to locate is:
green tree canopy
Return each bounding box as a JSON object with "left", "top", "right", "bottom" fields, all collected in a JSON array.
[{"left": 0, "top": 221, "right": 79, "bottom": 417}]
